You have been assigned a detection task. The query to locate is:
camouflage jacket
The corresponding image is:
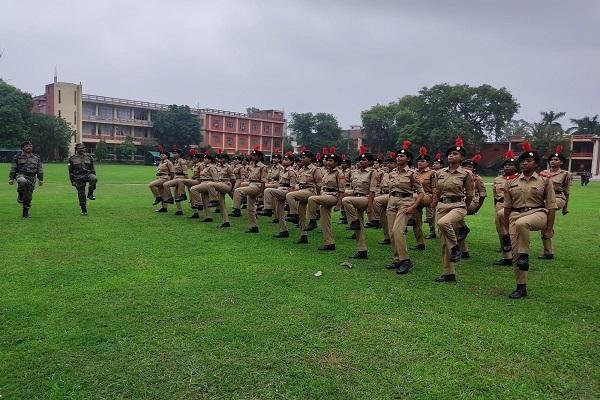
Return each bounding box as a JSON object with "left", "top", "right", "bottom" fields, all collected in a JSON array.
[
  {"left": 69, "top": 154, "right": 96, "bottom": 181},
  {"left": 9, "top": 152, "right": 43, "bottom": 180}
]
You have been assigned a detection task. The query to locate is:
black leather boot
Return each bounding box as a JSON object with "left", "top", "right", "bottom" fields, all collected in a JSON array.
[
  {"left": 305, "top": 219, "right": 318, "bottom": 231},
  {"left": 350, "top": 251, "right": 368, "bottom": 259},
  {"left": 501, "top": 234, "right": 512, "bottom": 252},
  {"left": 509, "top": 284, "right": 528, "bottom": 299},
  {"left": 396, "top": 259, "right": 413, "bottom": 274},
  {"left": 22, "top": 207, "right": 30, "bottom": 218},
  {"left": 246, "top": 226, "right": 259, "bottom": 233},
  {"left": 80, "top": 205, "right": 88, "bottom": 215},
  {"left": 229, "top": 208, "right": 241, "bottom": 217},
  {"left": 449, "top": 245, "right": 462, "bottom": 262},
  {"left": 273, "top": 231, "right": 289, "bottom": 238},
  {"left": 285, "top": 214, "right": 299, "bottom": 224},
  {"left": 152, "top": 197, "right": 162, "bottom": 205},
  {"left": 318, "top": 244, "right": 336, "bottom": 251},
  {"left": 457, "top": 225, "right": 470, "bottom": 241},
  {"left": 87, "top": 190, "right": 95, "bottom": 200},
  {"left": 258, "top": 209, "right": 273, "bottom": 217},
  {"left": 346, "top": 220, "right": 360, "bottom": 230},
  {"left": 435, "top": 274, "right": 456, "bottom": 283},
  {"left": 296, "top": 235, "right": 308, "bottom": 244}
]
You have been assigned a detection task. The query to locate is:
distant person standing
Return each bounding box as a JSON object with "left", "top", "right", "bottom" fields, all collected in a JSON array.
[
  {"left": 9, "top": 140, "right": 44, "bottom": 218},
  {"left": 68, "top": 143, "right": 98, "bottom": 215}
]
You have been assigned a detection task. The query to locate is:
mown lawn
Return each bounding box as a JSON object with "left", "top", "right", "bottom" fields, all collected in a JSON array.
[{"left": 0, "top": 163, "right": 599, "bottom": 399}]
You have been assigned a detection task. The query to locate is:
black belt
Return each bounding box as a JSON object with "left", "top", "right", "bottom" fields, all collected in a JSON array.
[
  {"left": 440, "top": 196, "right": 464, "bottom": 203},
  {"left": 381, "top": 190, "right": 389, "bottom": 194},
  {"left": 175, "top": 174, "right": 186, "bottom": 177},
  {"left": 250, "top": 180, "right": 262, "bottom": 183},
  {"left": 390, "top": 192, "right": 412, "bottom": 198},
  {"left": 512, "top": 206, "right": 544, "bottom": 213},
  {"left": 279, "top": 183, "right": 290, "bottom": 187},
  {"left": 156, "top": 174, "right": 169, "bottom": 177},
  {"left": 299, "top": 184, "right": 315, "bottom": 189},
  {"left": 352, "top": 192, "right": 368, "bottom": 197},
  {"left": 200, "top": 178, "right": 212, "bottom": 181},
  {"left": 494, "top": 198, "right": 504, "bottom": 205},
  {"left": 555, "top": 191, "right": 563, "bottom": 195},
  {"left": 322, "top": 188, "right": 337, "bottom": 193}
]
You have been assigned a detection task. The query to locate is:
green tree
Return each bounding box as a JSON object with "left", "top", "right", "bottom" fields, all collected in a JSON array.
[
  {"left": 95, "top": 140, "right": 108, "bottom": 161},
  {"left": 152, "top": 105, "right": 202, "bottom": 148},
  {"left": 282, "top": 135, "right": 294, "bottom": 152},
  {"left": 288, "top": 112, "right": 344, "bottom": 153},
  {"left": 0, "top": 79, "right": 33, "bottom": 146},
  {"left": 118, "top": 136, "right": 137, "bottom": 161},
  {"left": 567, "top": 115, "right": 600, "bottom": 134},
  {"left": 29, "top": 113, "right": 73, "bottom": 161},
  {"left": 500, "top": 119, "right": 534, "bottom": 141},
  {"left": 540, "top": 110, "right": 566, "bottom": 126}
]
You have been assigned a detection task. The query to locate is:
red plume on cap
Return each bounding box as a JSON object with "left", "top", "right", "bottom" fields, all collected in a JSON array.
[
  {"left": 330, "top": 147, "right": 336, "bottom": 154},
  {"left": 521, "top": 140, "right": 532, "bottom": 153},
  {"left": 402, "top": 140, "right": 411, "bottom": 150},
  {"left": 505, "top": 150, "right": 515, "bottom": 160},
  {"left": 273, "top": 148, "right": 280, "bottom": 154},
  {"left": 389, "top": 151, "right": 396, "bottom": 159},
  {"left": 555, "top": 144, "right": 563, "bottom": 154},
  {"left": 377, "top": 152, "right": 384, "bottom": 160},
  {"left": 157, "top": 144, "right": 165, "bottom": 153},
  {"left": 472, "top": 154, "right": 482, "bottom": 163},
  {"left": 455, "top": 136, "right": 464, "bottom": 148},
  {"left": 204, "top": 151, "right": 209, "bottom": 156},
  {"left": 341, "top": 152, "right": 347, "bottom": 160},
  {"left": 252, "top": 145, "right": 260, "bottom": 152},
  {"left": 300, "top": 145, "right": 306, "bottom": 153},
  {"left": 322, "top": 147, "right": 328, "bottom": 155},
  {"left": 434, "top": 152, "right": 442, "bottom": 160},
  {"left": 316, "top": 152, "right": 321, "bottom": 160},
  {"left": 217, "top": 148, "right": 222, "bottom": 154},
  {"left": 285, "top": 151, "right": 293, "bottom": 157},
  {"left": 359, "top": 145, "right": 366, "bottom": 155},
  {"left": 171, "top": 144, "right": 177, "bottom": 150},
  {"left": 419, "top": 146, "right": 427, "bottom": 157}
]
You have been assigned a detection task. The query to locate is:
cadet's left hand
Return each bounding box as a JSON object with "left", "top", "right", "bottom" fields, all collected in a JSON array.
[
  {"left": 334, "top": 204, "right": 341, "bottom": 212},
  {"left": 402, "top": 206, "right": 416, "bottom": 215},
  {"left": 38, "top": 180, "right": 44, "bottom": 187},
  {"left": 9, "top": 179, "right": 15, "bottom": 185},
  {"left": 562, "top": 207, "right": 569, "bottom": 216},
  {"left": 367, "top": 206, "right": 374, "bottom": 215},
  {"left": 543, "top": 229, "right": 553, "bottom": 239}
]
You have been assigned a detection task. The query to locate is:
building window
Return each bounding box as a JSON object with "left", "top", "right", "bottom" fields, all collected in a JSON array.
[
  {"left": 226, "top": 119, "right": 234, "bottom": 129},
  {"left": 273, "top": 139, "right": 281, "bottom": 148},
  {"left": 239, "top": 121, "right": 246, "bottom": 130},
  {"left": 74, "top": 111, "right": 77, "bottom": 124},
  {"left": 238, "top": 137, "right": 247, "bottom": 147},
  {"left": 117, "top": 107, "right": 131, "bottom": 119},
  {"left": 99, "top": 105, "right": 113, "bottom": 119},
  {"left": 58, "top": 110, "right": 61, "bottom": 118},
  {"left": 262, "top": 137, "right": 270, "bottom": 148},
  {"left": 226, "top": 136, "right": 234, "bottom": 146},
  {"left": 58, "top": 90, "right": 61, "bottom": 104},
  {"left": 74, "top": 91, "right": 77, "bottom": 105},
  {"left": 251, "top": 123, "right": 259, "bottom": 132},
  {"left": 83, "top": 122, "right": 96, "bottom": 135},
  {"left": 211, "top": 133, "right": 221, "bottom": 145},
  {"left": 213, "top": 119, "right": 221, "bottom": 128},
  {"left": 99, "top": 124, "right": 113, "bottom": 136},
  {"left": 134, "top": 127, "right": 146, "bottom": 137},
  {"left": 250, "top": 136, "right": 259, "bottom": 146},
  {"left": 134, "top": 108, "right": 148, "bottom": 120},
  {"left": 274, "top": 126, "right": 281, "bottom": 134},
  {"left": 263, "top": 126, "right": 270, "bottom": 134},
  {"left": 83, "top": 102, "right": 96, "bottom": 117}
]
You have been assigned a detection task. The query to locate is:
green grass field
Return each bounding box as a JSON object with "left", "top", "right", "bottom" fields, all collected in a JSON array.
[{"left": 1, "top": 163, "right": 599, "bottom": 399}]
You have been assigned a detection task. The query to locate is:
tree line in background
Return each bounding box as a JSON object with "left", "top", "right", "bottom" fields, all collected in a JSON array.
[{"left": 2, "top": 78, "right": 600, "bottom": 162}]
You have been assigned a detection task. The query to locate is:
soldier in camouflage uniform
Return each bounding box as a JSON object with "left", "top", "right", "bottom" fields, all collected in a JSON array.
[
  {"left": 68, "top": 143, "right": 98, "bottom": 215},
  {"left": 9, "top": 140, "right": 44, "bottom": 218}
]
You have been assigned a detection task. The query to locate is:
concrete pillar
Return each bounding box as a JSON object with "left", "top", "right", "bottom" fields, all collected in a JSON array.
[{"left": 592, "top": 139, "right": 600, "bottom": 176}]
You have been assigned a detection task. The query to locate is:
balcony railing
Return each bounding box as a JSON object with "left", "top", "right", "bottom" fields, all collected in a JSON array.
[
  {"left": 571, "top": 152, "right": 593, "bottom": 158},
  {"left": 82, "top": 134, "right": 156, "bottom": 144},
  {"left": 83, "top": 114, "right": 154, "bottom": 127}
]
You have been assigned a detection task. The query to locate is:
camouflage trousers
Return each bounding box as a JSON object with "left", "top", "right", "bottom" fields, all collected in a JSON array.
[
  {"left": 73, "top": 174, "right": 98, "bottom": 205},
  {"left": 16, "top": 174, "right": 36, "bottom": 208}
]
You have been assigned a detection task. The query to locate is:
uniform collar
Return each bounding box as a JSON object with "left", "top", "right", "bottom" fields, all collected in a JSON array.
[{"left": 518, "top": 171, "right": 540, "bottom": 180}]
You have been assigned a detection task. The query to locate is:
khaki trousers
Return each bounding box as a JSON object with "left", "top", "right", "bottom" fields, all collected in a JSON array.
[
  {"left": 190, "top": 182, "right": 213, "bottom": 209},
  {"left": 266, "top": 187, "right": 290, "bottom": 232},
  {"left": 413, "top": 194, "right": 432, "bottom": 245},
  {"left": 307, "top": 193, "right": 338, "bottom": 245},
  {"left": 177, "top": 178, "right": 200, "bottom": 197},
  {"left": 387, "top": 196, "right": 414, "bottom": 262},
  {"left": 162, "top": 178, "right": 184, "bottom": 201},
  {"left": 149, "top": 177, "right": 170, "bottom": 207},
  {"left": 233, "top": 183, "right": 262, "bottom": 228},
  {"left": 541, "top": 198, "right": 564, "bottom": 255},
  {"left": 436, "top": 203, "right": 467, "bottom": 275},
  {"left": 495, "top": 201, "right": 511, "bottom": 260},
  {"left": 209, "top": 182, "right": 232, "bottom": 223},
  {"left": 510, "top": 210, "right": 548, "bottom": 284},
  {"left": 286, "top": 189, "right": 316, "bottom": 234},
  {"left": 374, "top": 194, "right": 390, "bottom": 240},
  {"left": 342, "top": 196, "right": 368, "bottom": 251}
]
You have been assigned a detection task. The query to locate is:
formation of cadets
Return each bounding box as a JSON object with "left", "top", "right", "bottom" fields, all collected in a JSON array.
[{"left": 7, "top": 138, "right": 571, "bottom": 300}]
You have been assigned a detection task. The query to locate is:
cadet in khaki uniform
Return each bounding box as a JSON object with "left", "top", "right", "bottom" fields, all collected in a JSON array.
[
  {"left": 161, "top": 149, "right": 188, "bottom": 214},
  {"left": 430, "top": 138, "right": 475, "bottom": 282},
  {"left": 262, "top": 152, "right": 298, "bottom": 237},
  {"left": 373, "top": 153, "right": 396, "bottom": 245},
  {"left": 385, "top": 146, "right": 424, "bottom": 273},
  {"left": 150, "top": 151, "right": 174, "bottom": 212},
  {"left": 366, "top": 154, "right": 385, "bottom": 227},
  {"left": 190, "top": 154, "right": 218, "bottom": 222},
  {"left": 426, "top": 153, "right": 444, "bottom": 239},
  {"left": 339, "top": 158, "right": 352, "bottom": 224},
  {"left": 230, "top": 147, "right": 268, "bottom": 233},
  {"left": 209, "top": 152, "right": 236, "bottom": 227},
  {"left": 456, "top": 155, "right": 487, "bottom": 258},
  {"left": 305, "top": 149, "right": 345, "bottom": 250},
  {"left": 503, "top": 141, "right": 557, "bottom": 299},
  {"left": 286, "top": 150, "right": 323, "bottom": 243},
  {"left": 68, "top": 143, "right": 98, "bottom": 215},
  {"left": 538, "top": 146, "right": 571, "bottom": 260},
  {"left": 343, "top": 150, "right": 378, "bottom": 259},
  {"left": 412, "top": 146, "right": 436, "bottom": 251},
  {"left": 231, "top": 155, "right": 243, "bottom": 192},
  {"left": 492, "top": 151, "right": 519, "bottom": 266},
  {"left": 9, "top": 140, "right": 44, "bottom": 218},
  {"left": 179, "top": 153, "right": 204, "bottom": 218}
]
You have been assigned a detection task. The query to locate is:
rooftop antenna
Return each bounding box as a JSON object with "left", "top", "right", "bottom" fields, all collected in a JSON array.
[{"left": 54, "top": 66, "right": 57, "bottom": 83}]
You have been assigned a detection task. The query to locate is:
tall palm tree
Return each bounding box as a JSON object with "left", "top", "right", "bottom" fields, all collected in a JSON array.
[
  {"left": 540, "top": 110, "right": 566, "bottom": 126},
  {"left": 567, "top": 115, "right": 600, "bottom": 134}
]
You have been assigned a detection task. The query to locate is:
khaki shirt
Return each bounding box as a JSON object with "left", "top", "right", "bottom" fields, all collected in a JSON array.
[
  {"left": 156, "top": 159, "right": 174, "bottom": 177},
  {"left": 199, "top": 163, "right": 217, "bottom": 181},
  {"left": 279, "top": 166, "right": 298, "bottom": 188},
  {"left": 247, "top": 161, "right": 268, "bottom": 183},
  {"left": 379, "top": 172, "right": 391, "bottom": 194},
  {"left": 321, "top": 168, "right": 345, "bottom": 193},
  {"left": 435, "top": 166, "right": 475, "bottom": 198},
  {"left": 350, "top": 168, "right": 377, "bottom": 195},
  {"left": 173, "top": 158, "right": 188, "bottom": 177},
  {"left": 297, "top": 163, "right": 323, "bottom": 188},
  {"left": 473, "top": 173, "right": 487, "bottom": 199},
  {"left": 240, "top": 165, "right": 250, "bottom": 181},
  {"left": 415, "top": 168, "right": 435, "bottom": 195},
  {"left": 216, "top": 163, "right": 235, "bottom": 182},
  {"left": 540, "top": 169, "right": 571, "bottom": 200},
  {"left": 268, "top": 164, "right": 284, "bottom": 182},
  {"left": 191, "top": 162, "right": 203, "bottom": 180},
  {"left": 504, "top": 172, "right": 558, "bottom": 212},
  {"left": 492, "top": 174, "right": 519, "bottom": 201},
  {"left": 388, "top": 166, "right": 424, "bottom": 195}
]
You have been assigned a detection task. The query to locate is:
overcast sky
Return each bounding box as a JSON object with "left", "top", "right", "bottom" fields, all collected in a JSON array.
[{"left": 1, "top": 0, "right": 599, "bottom": 128}]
